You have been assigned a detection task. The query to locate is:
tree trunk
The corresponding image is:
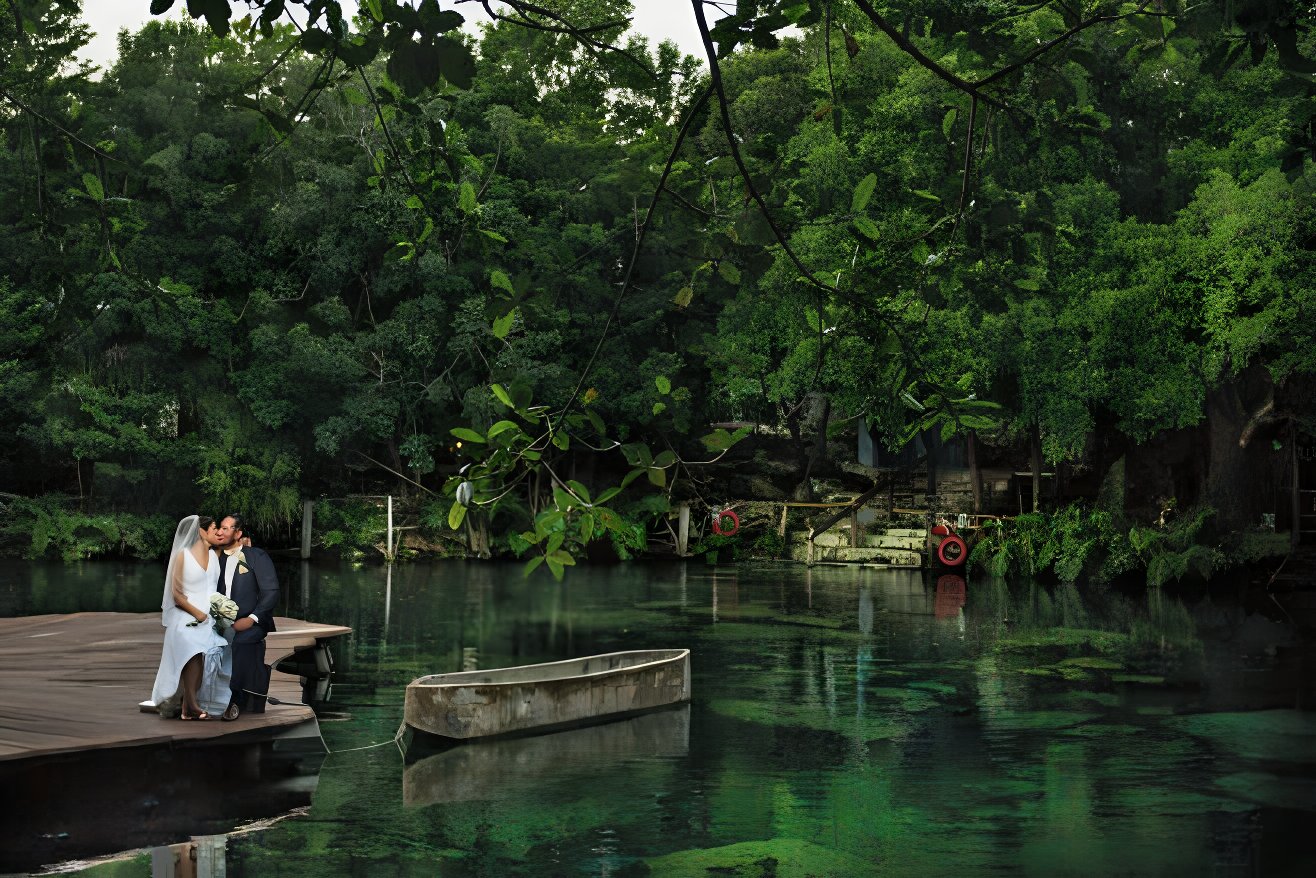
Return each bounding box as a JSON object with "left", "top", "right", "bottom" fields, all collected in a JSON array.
[
  {"left": 792, "top": 394, "right": 831, "bottom": 501},
  {"left": 1203, "top": 378, "right": 1275, "bottom": 533},
  {"left": 785, "top": 403, "right": 810, "bottom": 501}
]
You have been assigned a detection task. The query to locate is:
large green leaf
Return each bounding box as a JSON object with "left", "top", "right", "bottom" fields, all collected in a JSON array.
[
  {"left": 447, "top": 499, "right": 466, "bottom": 530},
  {"left": 851, "top": 173, "right": 877, "bottom": 212},
  {"left": 300, "top": 28, "right": 333, "bottom": 53},
  {"left": 81, "top": 173, "right": 103, "bottom": 201},
  {"left": 459, "top": 181, "right": 477, "bottom": 213},
  {"left": 450, "top": 427, "right": 486, "bottom": 443},
  {"left": 490, "top": 269, "right": 514, "bottom": 294},
  {"left": 491, "top": 308, "right": 517, "bottom": 339},
  {"left": 853, "top": 216, "right": 880, "bottom": 240},
  {"left": 486, "top": 420, "right": 520, "bottom": 439},
  {"left": 186, "top": 0, "right": 231, "bottom": 35},
  {"left": 421, "top": 7, "right": 466, "bottom": 37},
  {"left": 567, "top": 479, "right": 592, "bottom": 503},
  {"left": 387, "top": 38, "right": 442, "bottom": 96},
  {"left": 435, "top": 36, "right": 477, "bottom": 89}
]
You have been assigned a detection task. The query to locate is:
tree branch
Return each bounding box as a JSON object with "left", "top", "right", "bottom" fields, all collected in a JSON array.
[
  {"left": 973, "top": 1, "right": 1153, "bottom": 88},
  {"left": 848, "top": 0, "right": 1010, "bottom": 112},
  {"left": 469, "top": 0, "right": 658, "bottom": 81},
  {"left": 692, "top": 1, "right": 891, "bottom": 319}
]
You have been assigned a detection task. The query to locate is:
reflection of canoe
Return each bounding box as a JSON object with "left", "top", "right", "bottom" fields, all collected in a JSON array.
[
  {"left": 404, "top": 704, "right": 690, "bottom": 806},
  {"left": 404, "top": 649, "right": 691, "bottom": 739}
]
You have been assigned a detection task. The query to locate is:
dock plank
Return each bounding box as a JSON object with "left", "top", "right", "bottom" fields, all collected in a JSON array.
[{"left": 0, "top": 613, "right": 350, "bottom": 762}]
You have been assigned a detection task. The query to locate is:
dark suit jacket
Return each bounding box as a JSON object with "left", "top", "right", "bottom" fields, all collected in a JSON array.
[{"left": 224, "top": 546, "right": 279, "bottom": 644}]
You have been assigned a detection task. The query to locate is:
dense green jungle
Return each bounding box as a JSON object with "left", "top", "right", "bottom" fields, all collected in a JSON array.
[{"left": 1, "top": 0, "right": 1314, "bottom": 586}]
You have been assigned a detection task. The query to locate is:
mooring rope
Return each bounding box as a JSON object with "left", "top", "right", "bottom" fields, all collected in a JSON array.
[{"left": 240, "top": 688, "right": 407, "bottom": 757}]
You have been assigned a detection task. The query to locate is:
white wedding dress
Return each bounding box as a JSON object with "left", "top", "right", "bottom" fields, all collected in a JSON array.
[{"left": 148, "top": 547, "right": 232, "bottom": 715}]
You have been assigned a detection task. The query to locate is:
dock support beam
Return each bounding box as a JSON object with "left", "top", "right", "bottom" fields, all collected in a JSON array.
[
  {"left": 1294, "top": 423, "right": 1302, "bottom": 552},
  {"left": 386, "top": 494, "right": 395, "bottom": 564},
  {"left": 300, "top": 500, "right": 313, "bottom": 560},
  {"left": 677, "top": 503, "right": 690, "bottom": 557},
  {"left": 968, "top": 431, "right": 982, "bottom": 514}
]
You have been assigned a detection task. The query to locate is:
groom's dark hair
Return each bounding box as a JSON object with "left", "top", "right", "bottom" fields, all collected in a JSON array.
[{"left": 225, "top": 513, "right": 245, "bottom": 535}]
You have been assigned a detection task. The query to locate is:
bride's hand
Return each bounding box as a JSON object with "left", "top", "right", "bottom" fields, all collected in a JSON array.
[{"left": 193, "top": 609, "right": 209, "bottom": 623}]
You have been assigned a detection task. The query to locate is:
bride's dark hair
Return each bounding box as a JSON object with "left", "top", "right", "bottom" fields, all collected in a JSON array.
[{"left": 197, "top": 515, "right": 216, "bottom": 531}]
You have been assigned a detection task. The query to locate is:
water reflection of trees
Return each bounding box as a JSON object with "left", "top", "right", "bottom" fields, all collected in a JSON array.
[{"left": 970, "top": 578, "right": 1203, "bottom": 662}]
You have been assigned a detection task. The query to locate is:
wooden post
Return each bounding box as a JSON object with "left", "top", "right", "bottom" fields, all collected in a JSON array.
[
  {"left": 925, "top": 430, "right": 938, "bottom": 505},
  {"left": 1030, "top": 428, "right": 1043, "bottom": 513},
  {"left": 925, "top": 511, "right": 933, "bottom": 569},
  {"left": 849, "top": 509, "right": 860, "bottom": 548},
  {"left": 386, "top": 494, "right": 394, "bottom": 564},
  {"left": 806, "top": 528, "right": 815, "bottom": 567},
  {"left": 191, "top": 835, "right": 226, "bottom": 876},
  {"left": 778, "top": 503, "right": 788, "bottom": 538},
  {"left": 967, "top": 432, "right": 982, "bottom": 514},
  {"left": 677, "top": 503, "right": 690, "bottom": 557},
  {"left": 1293, "top": 424, "right": 1302, "bottom": 552},
  {"left": 300, "top": 500, "right": 313, "bottom": 560}
]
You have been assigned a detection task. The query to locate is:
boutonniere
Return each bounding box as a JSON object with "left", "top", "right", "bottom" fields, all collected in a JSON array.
[{"left": 235, "top": 550, "right": 250, "bottom": 575}]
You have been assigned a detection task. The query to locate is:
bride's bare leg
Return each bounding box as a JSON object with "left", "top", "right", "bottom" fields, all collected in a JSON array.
[{"left": 179, "top": 654, "right": 204, "bottom": 718}]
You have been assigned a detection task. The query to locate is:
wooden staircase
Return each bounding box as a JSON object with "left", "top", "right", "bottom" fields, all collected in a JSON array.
[{"left": 788, "top": 526, "right": 926, "bottom": 568}]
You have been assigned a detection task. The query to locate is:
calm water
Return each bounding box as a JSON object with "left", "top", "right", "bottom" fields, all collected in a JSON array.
[{"left": 2, "top": 559, "right": 1314, "bottom": 877}]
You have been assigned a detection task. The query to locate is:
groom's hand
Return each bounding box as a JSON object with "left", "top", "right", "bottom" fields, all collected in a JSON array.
[{"left": 232, "top": 617, "right": 255, "bottom": 632}]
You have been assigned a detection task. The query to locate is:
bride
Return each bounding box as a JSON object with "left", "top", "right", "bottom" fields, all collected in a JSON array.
[{"left": 148, "top": 515, "right": 232, "bottom": 720}]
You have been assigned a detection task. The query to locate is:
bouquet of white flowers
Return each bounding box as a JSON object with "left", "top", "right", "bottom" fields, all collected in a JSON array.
[{"left": 188, "top": 592, "right": 240, "bottom": 635}]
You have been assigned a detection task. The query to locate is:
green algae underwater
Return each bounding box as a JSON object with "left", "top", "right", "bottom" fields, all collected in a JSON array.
[{"left": 3, "top": 559, "right": 1314, "bottom": 877}]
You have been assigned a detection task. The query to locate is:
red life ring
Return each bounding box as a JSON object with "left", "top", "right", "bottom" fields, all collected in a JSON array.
[
  {"left": 712, "top": 508, "right": 740, "bottom": 536},
  {"left": 937, "top": 534, "right": 967, "bottom": 567}
]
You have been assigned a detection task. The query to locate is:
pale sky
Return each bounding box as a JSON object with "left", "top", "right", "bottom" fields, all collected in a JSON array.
[{"left": 77, "top": 1, "right": 716, "bottom": 73}]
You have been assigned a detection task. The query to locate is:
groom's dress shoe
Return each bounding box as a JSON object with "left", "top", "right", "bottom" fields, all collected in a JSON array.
[{"left": 221, "top": 703, "right": 240, "bottom": 722}]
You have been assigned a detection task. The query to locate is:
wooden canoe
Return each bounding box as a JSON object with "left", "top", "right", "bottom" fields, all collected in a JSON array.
[{"left": 404, "top": 649, "right": 690, "bottom": 740}]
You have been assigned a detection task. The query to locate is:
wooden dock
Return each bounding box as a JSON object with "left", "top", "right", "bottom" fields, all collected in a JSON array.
[{"left": 0, "top": 612, "right": 351, "bottom": 762}]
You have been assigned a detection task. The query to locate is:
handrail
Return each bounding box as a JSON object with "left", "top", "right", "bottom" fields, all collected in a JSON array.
[{"left": 808, "top": 474, "right": 893, "bottom": 543}]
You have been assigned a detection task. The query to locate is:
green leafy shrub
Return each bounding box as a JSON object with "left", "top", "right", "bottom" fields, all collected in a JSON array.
[
  {"left": 0, "top": 495, "right": 174, "bottom": 561},
  {"left": 1129, "top": 506, "right": 1221, "bottom": 588},
  {"left": 315, "top": 498, "right": 387, "bottom": 558},
  {"left": 692, "top": 531, "right": 741, "bottom": 563},
  {"left": 750, "top": 529, "right": 786, "bottom": 559},
  {"left": 970, "top": 502, "right": 1231, "bottom": 588}
]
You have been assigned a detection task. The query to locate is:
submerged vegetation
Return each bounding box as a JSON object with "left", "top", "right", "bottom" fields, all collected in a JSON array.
[{"left": 1, "top": 1, "right": 1313, "bottom": 572}]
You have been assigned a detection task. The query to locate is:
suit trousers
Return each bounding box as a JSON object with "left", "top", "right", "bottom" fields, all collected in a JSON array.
[{"left": 230, "top": 637, "right": 271, "bottom": 713}]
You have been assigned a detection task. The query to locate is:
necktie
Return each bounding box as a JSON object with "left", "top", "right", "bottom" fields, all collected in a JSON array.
[{"left": 217, "top": 552, "right": 228, "bottom": 595}]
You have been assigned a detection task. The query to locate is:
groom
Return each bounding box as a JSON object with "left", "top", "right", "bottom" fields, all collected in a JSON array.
[{"left": 215, "top": 514, "right": 279, "bottom": 721}]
